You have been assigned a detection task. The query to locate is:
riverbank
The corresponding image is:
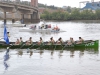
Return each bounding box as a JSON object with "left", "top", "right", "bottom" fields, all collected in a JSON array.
[{"left": 41, "top": 19, "right": 100, "bottom": 23}]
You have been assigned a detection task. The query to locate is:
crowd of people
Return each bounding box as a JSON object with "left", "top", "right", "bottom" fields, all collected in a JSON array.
[{"left": 14, "top": 37, "right": 84, "bottom": 45}]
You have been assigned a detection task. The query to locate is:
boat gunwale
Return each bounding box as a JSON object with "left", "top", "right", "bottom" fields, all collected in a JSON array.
[{"left": 0, "top": 40, "right": 99, "bottom": 49}]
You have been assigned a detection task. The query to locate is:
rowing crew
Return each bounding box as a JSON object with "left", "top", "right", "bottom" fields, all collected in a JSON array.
[
  {"left": 48, "top": 37, "right": 84, "bottom": 45},
  {"left": 15, "top": 37, "right": 84, "bottom": 45},
  {"left": 15, "top": 37, "right": 43, "bottom": 45}
]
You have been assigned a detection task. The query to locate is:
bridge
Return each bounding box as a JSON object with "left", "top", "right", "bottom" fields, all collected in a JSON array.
[{"left": 0, "top": 0, "right": 40, "bottom": 24}]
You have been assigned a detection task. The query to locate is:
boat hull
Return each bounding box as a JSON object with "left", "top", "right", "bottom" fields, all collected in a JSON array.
[
  {"left": 0, "top": 40, "right": 99, "bottom": 50},
  {"left": 19, "top": 28, "right": 66, "bottom": 33}
]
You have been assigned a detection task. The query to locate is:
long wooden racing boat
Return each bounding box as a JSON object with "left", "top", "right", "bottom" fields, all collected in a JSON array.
[{"left": 0, "top": 40, "right": 99, "bottom": 50}]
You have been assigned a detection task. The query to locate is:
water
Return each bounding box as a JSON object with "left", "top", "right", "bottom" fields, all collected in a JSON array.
[
  {"left": 0, "top": 20, "right": 100, "bottom": 41},
  {"left": 0, "top": 20, "right": 100, "bottom": 75}
]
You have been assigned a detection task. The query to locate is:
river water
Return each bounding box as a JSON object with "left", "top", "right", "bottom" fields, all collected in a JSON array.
[{"left": 0, "top": 20, "right": 100, "bottom": 75}]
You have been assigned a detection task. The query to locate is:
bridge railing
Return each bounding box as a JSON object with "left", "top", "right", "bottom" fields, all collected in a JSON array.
[{"left": 0, "top": 0, "right": 37, "bottom": 8}]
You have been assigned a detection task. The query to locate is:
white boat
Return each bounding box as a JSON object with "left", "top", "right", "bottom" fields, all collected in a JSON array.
[
  {"left": 19, "top": 24, "right": 66, "bottom": 33},
  {"left": 19, "top": 27, "right": 66, "bottom": 33}
]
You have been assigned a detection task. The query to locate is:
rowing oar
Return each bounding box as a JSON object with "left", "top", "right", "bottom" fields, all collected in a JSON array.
[
  {"left": 27, "top": 43, "right": 36, "bottom": 53},
  {"left": 62, "top": 42, "right": 68, "bottom": 50},
  {"left": 48, "top": 42, "right": 54, "bottom": 50},
  {"left": 54, "top": 44, "right": 57, "bottom": 50},
  {"left": 54, "top": 42, "right": 64, "bottom": 50},
  {"left": 18, "top": 43, "right": 26, "bottom": 49},
  {"left": 60, "top": 42, "right": 64, "bottom": 50},
  {"left": 36, "top": 43, "right": 45, "bottom": 50},
  {"left": 62, "top": 41, "right": 72, "bottom": 50},
  {"left": 54, "top": 42, "right": 57, "bottom": 50},
  {"left": 62, "top": 45, "right": 67, "bottom": 50}
]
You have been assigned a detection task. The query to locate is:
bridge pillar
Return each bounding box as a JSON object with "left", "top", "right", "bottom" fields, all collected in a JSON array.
[
  {"left": 28, "top": 14, "right": 32, "bottom": 23},
  {"left": 4, "top": 12, "right": 6, "bottom": 25},
  {"left": 12, "top": 13, "right": 15, "bottom": 23},
  {"left": 21, "top": 14, "right": 24, "bottom": 24},
  {"left": 32, "top": 12, "right": 37, "bottom": 19},
  {"left": 30, "top": 14, "right": 33, "bottom": 23},
  {"left": 31, "top": 11, "right": 40, "bottom": 22}
]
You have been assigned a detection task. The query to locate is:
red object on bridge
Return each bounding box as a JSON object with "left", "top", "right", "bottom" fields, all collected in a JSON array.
[{"left": 31, "top": 0, "right": 38, "bottom": 7}]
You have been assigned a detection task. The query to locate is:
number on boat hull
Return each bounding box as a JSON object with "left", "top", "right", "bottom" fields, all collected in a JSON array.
[{"left": 85, "top": 42, "right": 94, "bottom": 47}]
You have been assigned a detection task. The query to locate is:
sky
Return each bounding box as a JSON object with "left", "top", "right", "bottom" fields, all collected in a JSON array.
[{"left": 23, "top": 0, "right": 100, "bottom": 8}]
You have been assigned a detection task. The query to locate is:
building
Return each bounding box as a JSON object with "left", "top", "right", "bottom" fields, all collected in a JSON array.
[
  {"left": 80, "top": 0, "right": 100, "bottom": 11},
  {"left": 31, "top": 0, "right": 38, "bottom": 7}
]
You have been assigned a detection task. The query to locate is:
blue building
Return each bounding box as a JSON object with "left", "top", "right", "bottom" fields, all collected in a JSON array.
[{"left": 81, "top": 2, "right": 100, "bottom": 10}]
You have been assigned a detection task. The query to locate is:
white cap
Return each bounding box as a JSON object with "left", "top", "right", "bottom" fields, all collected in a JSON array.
[{"left": 7, "top": 47, "right": 9, "bottom": 49}]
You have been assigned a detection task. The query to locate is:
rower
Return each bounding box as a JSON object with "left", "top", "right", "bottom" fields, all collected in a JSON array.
[
  {"left": 67, "top": 37, "right": 75, "bottom": 45},
  {"left": 15, "top": 39, "right": 20, "bottom": 45},
  {"left": 55, "top": 25, "right": 58, "bottom": 30},
  {"left": 53, "top": 25, "right": 60, "bottom": 31},
  {"left": 56, "top": 37, "right": 63, "bottom": 44},
  {"left": 26, "top": 37, "right": 33, "bottom": 45},
  {"left": 48, "top": 37, "right": 55, "bottom": 44},
  {"left": 76, "top": 37, "right": 84, "bottom": 44},
  {"left": 19, "top": 37, "right": 23, "bottom": 45},
  {"left": 38, "top": 37, "right": 43, "bottom": 45}
]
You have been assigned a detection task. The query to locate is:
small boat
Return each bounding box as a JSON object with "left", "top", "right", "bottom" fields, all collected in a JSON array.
[
  {"left": 19, "top": 27, "right": 66, "bottom": 33},
  {"left": 19, "top": 24, "right": 66, "bottom": 33},
  {"left": 0, "top": 40, "right": 99, "bottom": 50}
]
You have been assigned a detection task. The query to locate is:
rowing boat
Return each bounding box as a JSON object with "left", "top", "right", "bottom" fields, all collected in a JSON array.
[{"left": 0, "top": 40, "right": 99, "bottom": 50}]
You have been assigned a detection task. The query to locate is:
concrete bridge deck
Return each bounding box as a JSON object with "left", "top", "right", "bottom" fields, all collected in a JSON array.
[{"left": 0, "top": 0, "right": 40, "bottom": 23}]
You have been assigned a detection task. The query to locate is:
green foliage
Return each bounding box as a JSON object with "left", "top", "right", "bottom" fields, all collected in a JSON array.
[
  {"left": 40, "top": 9, "right": 100, "bottom": 21},
  {"left": 95, "top": 9, "right": 100, "bottom": 19},
  {"left": 66, "top": 6, "right": 71, "bottom": 13},
  {"left": 38, "top": 3, "right": 58, "bottom": 9}
]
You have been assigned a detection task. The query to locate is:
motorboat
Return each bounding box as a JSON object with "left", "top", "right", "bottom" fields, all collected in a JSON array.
[{"left": 19, "top": 24, "right": 66, "bottom": 33}]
